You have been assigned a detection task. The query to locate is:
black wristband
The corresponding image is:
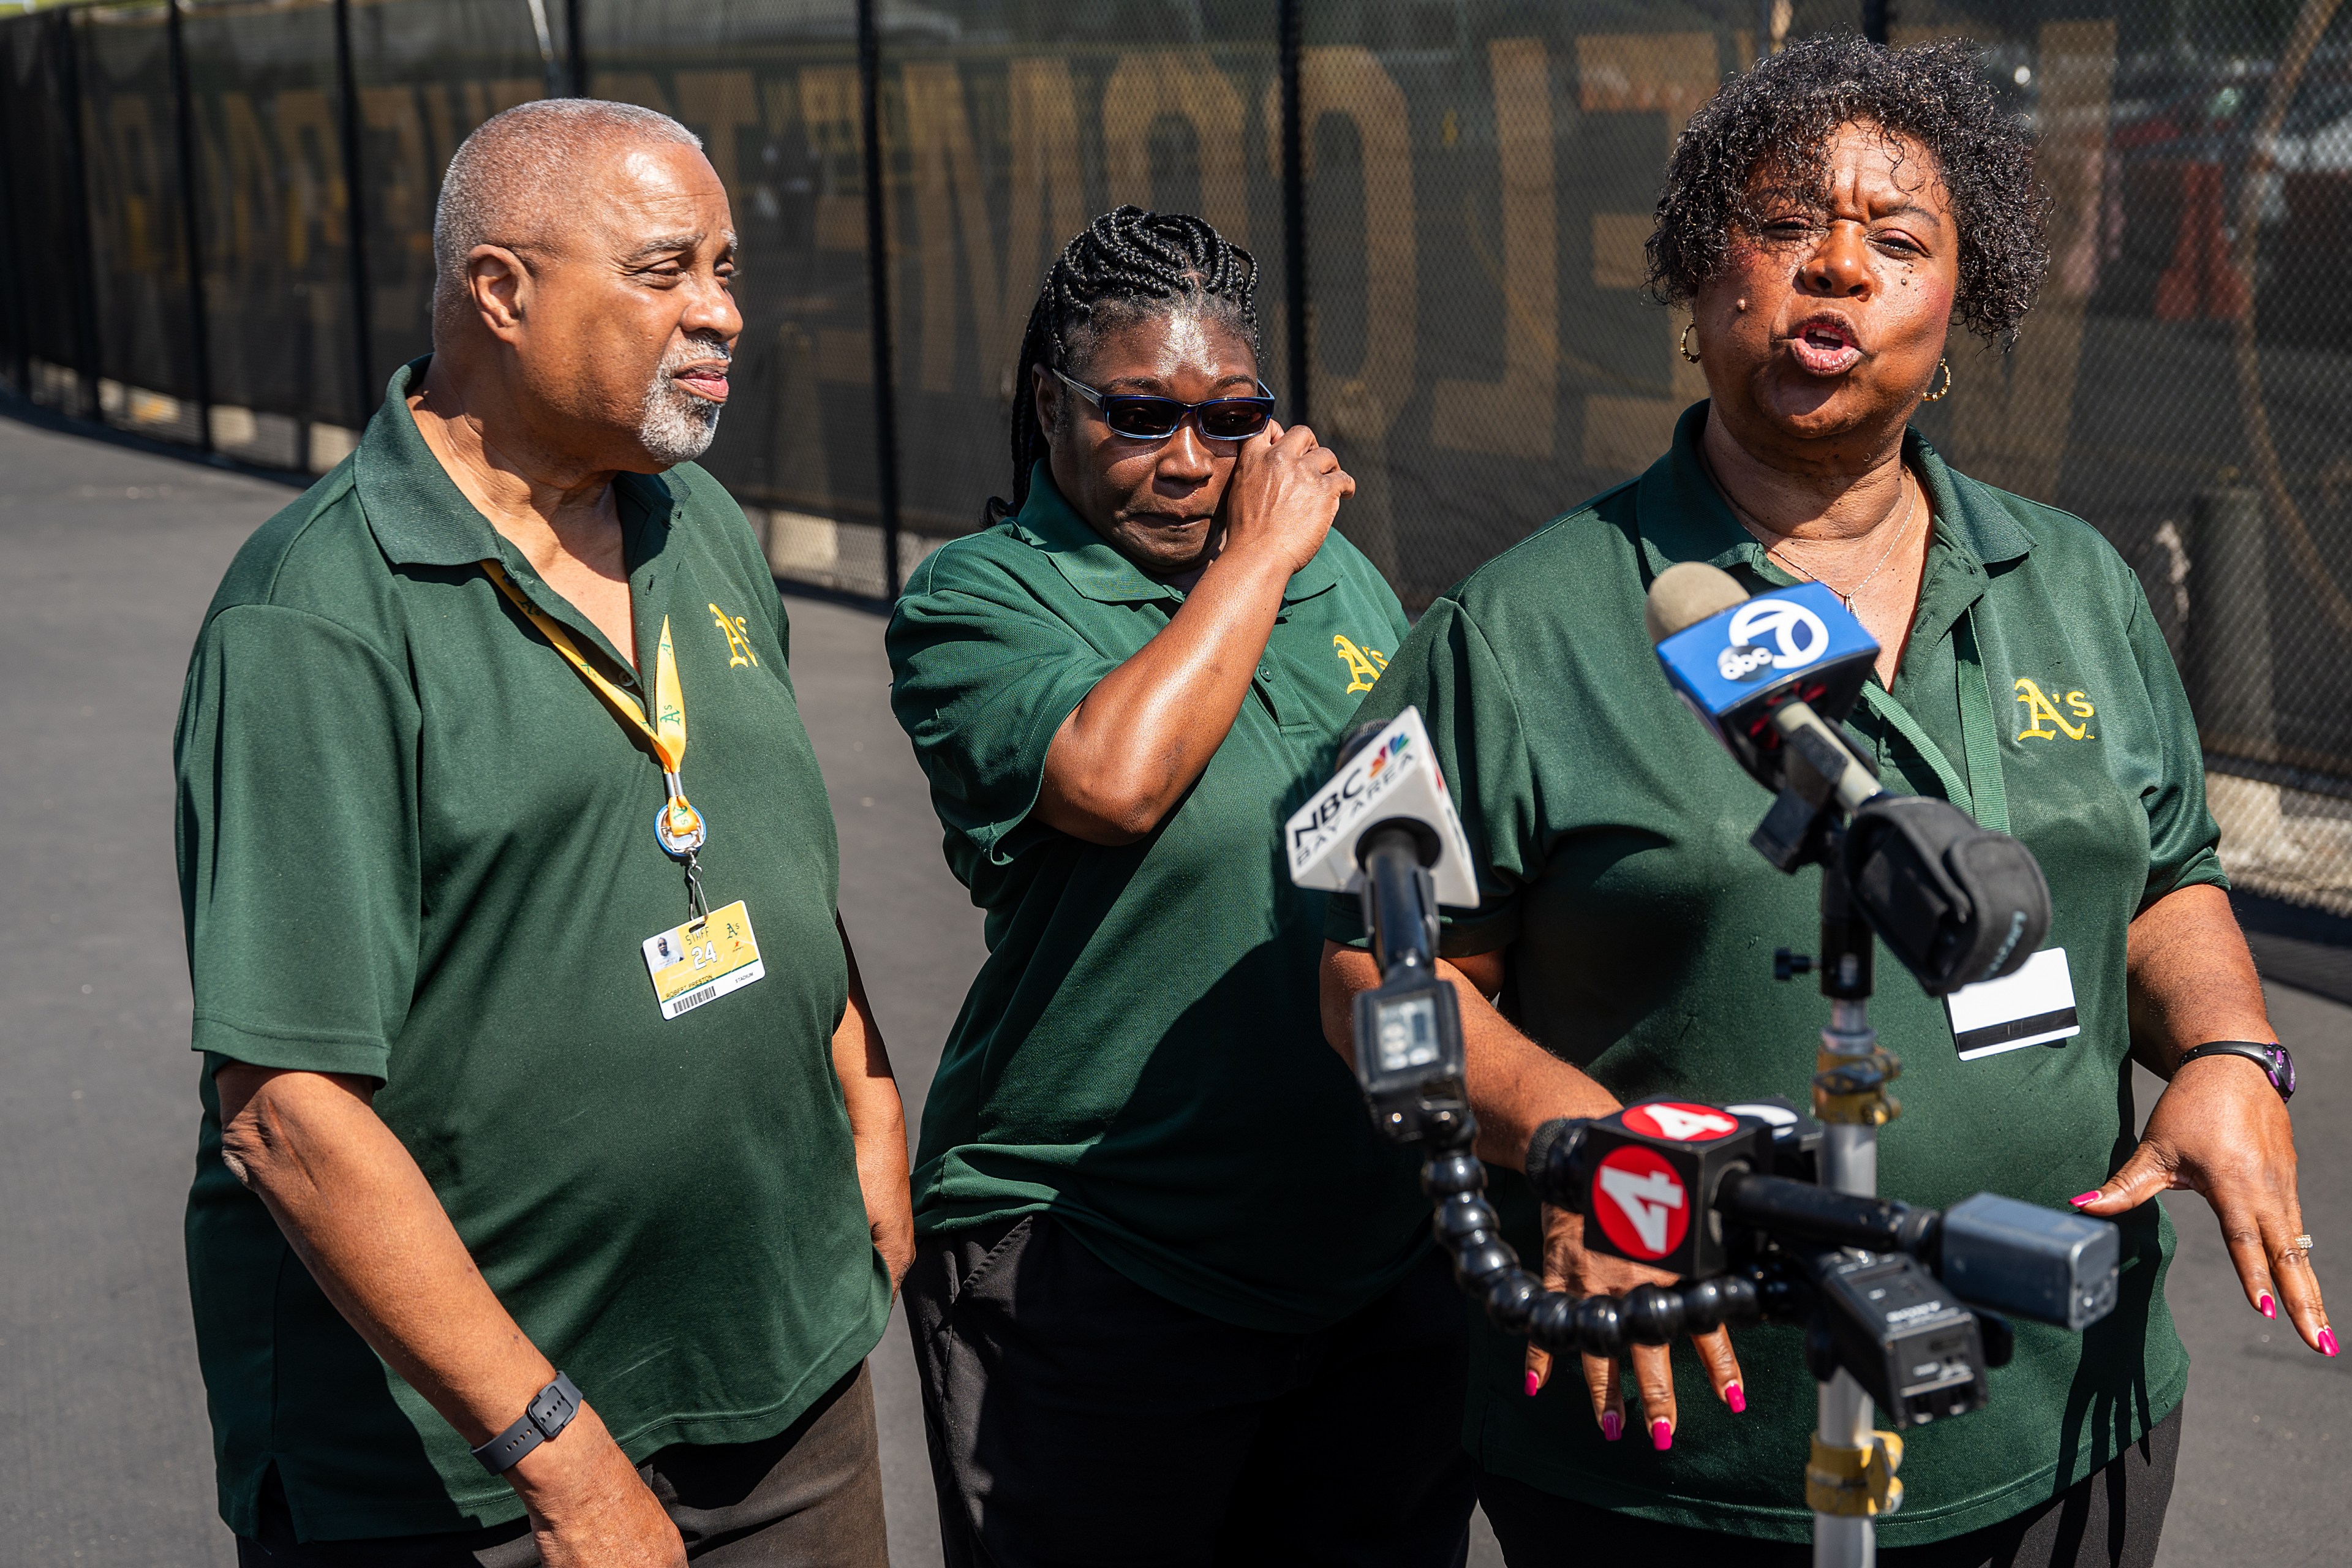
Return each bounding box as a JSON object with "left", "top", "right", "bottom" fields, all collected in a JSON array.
[
  {"left": 2177, "top": 1040, "right": 2294, "bottom": 1101},
  {"left": 471, "top": 1372, "right": 582, "bottom": 1476}
]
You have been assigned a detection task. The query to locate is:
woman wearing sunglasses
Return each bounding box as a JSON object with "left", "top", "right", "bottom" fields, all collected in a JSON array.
[{"left": 886, "top": 206, "right": 1477, "bottom": 1564}]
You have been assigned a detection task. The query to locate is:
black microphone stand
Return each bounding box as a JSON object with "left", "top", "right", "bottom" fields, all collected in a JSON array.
[
  {"left": 1348, "top": 797, "right": 2100, "bottom": 1568},
  {"left": 1357, "top": 820, "right": 1920, "bottom": 1567}
]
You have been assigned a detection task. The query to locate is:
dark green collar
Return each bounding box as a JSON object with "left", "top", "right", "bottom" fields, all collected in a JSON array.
[
  {"left": 1632, "top": 401, "right": 2036, "bottom": 586},
  {"left": 1011, "top": 462, "right": 1339, "bottom": 605},
  {"left": 355, "top": 356, "right": 677, "bottom": 572},
  {"left": 353, "top": 356, "right": 682, "bottom": 676}
]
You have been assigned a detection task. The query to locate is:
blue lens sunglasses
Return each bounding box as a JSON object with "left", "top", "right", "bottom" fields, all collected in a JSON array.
[{"left": 1052, "top": 367, "right": 1277, "bottom": 443}]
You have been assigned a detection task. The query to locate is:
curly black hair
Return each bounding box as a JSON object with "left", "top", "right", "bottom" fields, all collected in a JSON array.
[
  {"left": 992, "top": 205, "right": 1257, "bottom": 522},
  {"left": 1646, "top": 35, "right": 2048, "bottom": 347}
]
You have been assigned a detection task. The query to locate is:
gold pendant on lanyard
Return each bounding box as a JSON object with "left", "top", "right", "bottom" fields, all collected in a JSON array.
[
  {"left": 644, "top": 617, "right": 706, "bottom": 858},
  {"left": 481, "top": 561, "right": 709, "bottom": 916}
]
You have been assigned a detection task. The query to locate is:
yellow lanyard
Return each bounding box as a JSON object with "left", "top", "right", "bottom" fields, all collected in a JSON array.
[{"left": 480, "top": 559, "right": 706, "bottom": 857}]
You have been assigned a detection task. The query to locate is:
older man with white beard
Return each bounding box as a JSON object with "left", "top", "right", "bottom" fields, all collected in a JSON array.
[{"left": 174, "top": 100, "right": 908, "bottom": 1568}]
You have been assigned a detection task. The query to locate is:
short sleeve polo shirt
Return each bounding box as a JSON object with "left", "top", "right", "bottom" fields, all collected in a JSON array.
[
  {"left": 886, "top": 466, "right": 1431, "bottom": 1333},
  {"left": 1329, "top": 404, "right": 2223, "bottom": 1545},
  {"left": 175, "top": 360, "right": 889, "bottom": 1540}
]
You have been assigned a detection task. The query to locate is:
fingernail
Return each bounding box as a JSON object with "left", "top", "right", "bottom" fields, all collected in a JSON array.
[
  {"left": 1601, "top": 1411, "right": 1623, "bottom": 1442},
  {"left": 2070, "top": 1191, "right": 2101, "bottom": 1208},
  {"left": 2259, "top": 1291, "right": 2277, "bottom": 1319},
  {"left": 1651, "top": 1418, "right": 1674, "bottom": 1452},
  {"left": 2321, "top": 1327, "right": 2339, "bottom": 1358},
  {"left": 1727, "top": 1382, "right": 1747, "bottom": 1414},
  {"left": 1525, "top": 1370, "right": 1542, "bottom": 1398}
]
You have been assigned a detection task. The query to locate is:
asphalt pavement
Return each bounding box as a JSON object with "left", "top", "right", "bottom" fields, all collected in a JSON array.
[{"left": 1, "top": 405, "right": 2343, "bottom": 1566}]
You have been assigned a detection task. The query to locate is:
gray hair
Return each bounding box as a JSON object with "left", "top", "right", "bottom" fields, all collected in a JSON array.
[{"left": 431, "top": 98, "right": 703, "bottom": 338}]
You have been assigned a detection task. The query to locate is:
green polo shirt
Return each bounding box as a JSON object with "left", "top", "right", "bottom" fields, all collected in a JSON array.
[
  {"left": 886, "top": 467, "right": 1431, "bottom": 1332},
  {"left": 175, "top": 360, "right": 889, "bottom": 1541},
  {"left": 1329, "top": 404, "right": 2221, "bottom": 1544}
]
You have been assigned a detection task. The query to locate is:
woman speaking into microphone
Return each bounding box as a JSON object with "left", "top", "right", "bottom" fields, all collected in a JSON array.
[
  {"left": 887, "top": 208, "right": 1475, "bottom": 1564},
  {"left": 1322, "top": 37, "right": 2324, "bottom": 1566}
]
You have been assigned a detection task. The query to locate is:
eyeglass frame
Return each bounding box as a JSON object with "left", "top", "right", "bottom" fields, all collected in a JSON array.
[{"left": 1049, "top": 366, "right": 1278, "bottom": 443}]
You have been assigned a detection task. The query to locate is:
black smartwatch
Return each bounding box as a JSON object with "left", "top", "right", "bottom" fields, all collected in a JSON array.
[
  {"left": 2177, "top": 1040, "right": 2295, "bottom": 1102},
  {"left": 472, "top": 1372, "right": 582, "bottom": 1475}
]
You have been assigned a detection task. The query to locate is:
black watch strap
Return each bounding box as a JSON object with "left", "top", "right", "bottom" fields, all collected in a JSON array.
[
  {"left": 2177, "top": 1040, "right": 2294, "bottom": 1101},
  {"left": 472, "top": 1372, "right": 582, "bottom": 1476}
]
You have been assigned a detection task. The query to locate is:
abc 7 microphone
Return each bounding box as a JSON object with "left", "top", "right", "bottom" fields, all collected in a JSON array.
[{"left": 1647, "top": 562, "right": 2050, "bottom": 997}]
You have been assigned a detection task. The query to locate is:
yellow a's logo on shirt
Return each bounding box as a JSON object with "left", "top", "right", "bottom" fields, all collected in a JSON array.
[
  {"left": 2015, "top": 678, "right": 2094, "bottom": 741},
  {"left": 1333, "top": 635, "right": 1389, "bottom": 694},
  {"left": 710, "top": 604, "right": 760, "bottom": 668}
]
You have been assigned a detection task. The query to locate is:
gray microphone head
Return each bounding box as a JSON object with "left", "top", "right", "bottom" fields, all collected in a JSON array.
[{"left": 1645, "top": 560, "right": 1750, "bottom": 645}]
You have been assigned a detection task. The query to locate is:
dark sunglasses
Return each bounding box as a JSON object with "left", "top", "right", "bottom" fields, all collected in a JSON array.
[{"left": 1052, "top": 368, "right": 1276, "bottom": 442}]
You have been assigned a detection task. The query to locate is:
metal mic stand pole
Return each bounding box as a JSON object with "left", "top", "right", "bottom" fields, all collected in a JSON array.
[{"left": 1806, "top": 858, "right": 1902, "bottom": 1567}]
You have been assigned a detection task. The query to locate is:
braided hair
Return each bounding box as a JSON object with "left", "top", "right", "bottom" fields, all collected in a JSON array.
[{"left": 990, "top": 205, "right": 1258, "bottom": 523}]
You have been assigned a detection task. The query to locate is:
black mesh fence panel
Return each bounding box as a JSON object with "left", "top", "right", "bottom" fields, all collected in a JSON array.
[
  {"left": 873, "top": 2, "right": 1289, "bottom": 545},
  {"left": 1295, "top": 1, "right": 1856, "bottom": 599},
  {"left": 76, "top": 1, "right": 204, "bottom": 442},
  {"left": 1887, "top": 1, "right": 2352, "bottom": 914},
  {"left": 3, "top": 13, "right": 95, "bottom": 405},
  {"left": 582, "top": 0, "right": 885, "bottom": 592},
  {"left": 7, "top": 0, "right": 2352, "bottom": 914},
  {"left": 347, "top": 0, "right": 557, "bottom": 395},
  {"left": 182, "top": 0, "right": 363, "bottom": 442}
]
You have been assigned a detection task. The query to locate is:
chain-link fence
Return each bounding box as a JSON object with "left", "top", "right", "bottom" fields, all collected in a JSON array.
[{"left": 7, "top": 0, "right": 2352, "bottom": 926}]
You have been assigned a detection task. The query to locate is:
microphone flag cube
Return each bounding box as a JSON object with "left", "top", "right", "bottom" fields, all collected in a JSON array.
[
  {"left": 1578, "top": 1101, "right": 1776, "bottom": 1280},
  {"left": 1653, "top": 579, "right": 1879, "bottom": 780},
  {"left": 1285, "top": 706, "right": 1479, "bottom": 909}
]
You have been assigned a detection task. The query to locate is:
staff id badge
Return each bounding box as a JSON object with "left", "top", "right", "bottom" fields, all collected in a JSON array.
[
  {"left": 1945, "top": 948, "right": 2081, "bottom": 1060},
  {"left": 641, "top": 900, "right": 765, "bottom": 1020}
]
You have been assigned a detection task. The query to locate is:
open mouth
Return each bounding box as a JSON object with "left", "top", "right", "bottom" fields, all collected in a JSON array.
[
  {"left": 671, "top": 363, "right": 731, "bottom": 404},
  {"left": 1788, "top": 316, "right": 1862, "bottom": 377}
]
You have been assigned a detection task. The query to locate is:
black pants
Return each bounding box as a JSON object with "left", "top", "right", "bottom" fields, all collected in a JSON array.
[
  {"left": 235, "top": 1361, "right": 888, "bottom": 1567},
  {"left": 1480, "top": 1399, "right": 2182, "bottom": 1568},
  {"left": 907, "top": 1213, "right": 1479, "bottom": 1567}
]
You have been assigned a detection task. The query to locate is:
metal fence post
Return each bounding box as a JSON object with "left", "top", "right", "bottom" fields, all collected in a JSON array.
[
  {"left": 566, "top": 0, "right": 587, "bottom": 97},
  {"left": 333, "top": 0, "right": 374, "bottom": 430},
  {"left": 1278, "top": 0, "right": 1308, "bottom": 427},
  {"left": 857, "top": 0, "right": 903, "bottom": 600},
  {"left": 2187, "top": 486, "right": 2278, "bottom": 766},
  {"left": 56, "top": 10, "right": 104, "bottom": 423},
  {"left": 1863, "top": 1, "right": 1892, "bottom": 45},
  {"left": 0, "top": 50, "right": 27, "bottom": 397},
  {"left": 167, "top": 0, "right": 214, "bottom": 453}
]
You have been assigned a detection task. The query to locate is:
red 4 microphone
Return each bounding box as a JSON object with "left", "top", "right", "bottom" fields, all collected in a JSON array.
[
  {"left": 1525, "top": 1103, "right": 2121, "bottom": 1339},
  {"left": 1582, "top": 1102, "right": 1771, "bottom": 1278}
]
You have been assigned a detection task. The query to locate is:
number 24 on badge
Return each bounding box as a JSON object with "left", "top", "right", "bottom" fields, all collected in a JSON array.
[{"left": 641, "top": 900, "right": 765, "bottom": 1020}]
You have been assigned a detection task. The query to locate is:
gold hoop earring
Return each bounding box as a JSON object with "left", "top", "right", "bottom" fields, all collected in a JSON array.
[
  {"left": 1679, "top": 322, "right": 1701, "bottom": 363},
  {"left": 1921, "top": 357, "right": 1952, "bottom": 402}
]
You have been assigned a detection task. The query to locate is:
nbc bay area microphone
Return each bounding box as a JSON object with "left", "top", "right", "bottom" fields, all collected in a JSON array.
[
  {"left": 1285, "top": 706, "right": 1479, "bottom": 1144},
  {"left": 1646, "top": 562, "right": 2051, "bottom": 996}
]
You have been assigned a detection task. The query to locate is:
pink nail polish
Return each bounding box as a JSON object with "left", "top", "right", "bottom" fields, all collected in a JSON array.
[
  {"left": 1601, "top": 1411, "right": 1623, "bottom": 1442},
  {"left": 2069, "top": 1192, "right": 2101, "bottom": 1208},
  {"left": 1525, "top": 1370, "right": 1542, "bottom": 1398},
  {"left": 1651, "top": 1418, "right": 1674, "bottom": 1452},
  {"left": 2321, "top": 1328, "right": 2340, "bottom": 1358},
  {"left": 1727, "top": 1382, "right": 1747, "bottom": 1414},
  {"left": 2259, "top": 1292, "right": 2277, "bottom": 1320}
]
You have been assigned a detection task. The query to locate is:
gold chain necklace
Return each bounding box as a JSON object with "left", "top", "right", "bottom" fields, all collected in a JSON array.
[{"left": 1722, "top": 471, "right": 1920, "bottom": 610}]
